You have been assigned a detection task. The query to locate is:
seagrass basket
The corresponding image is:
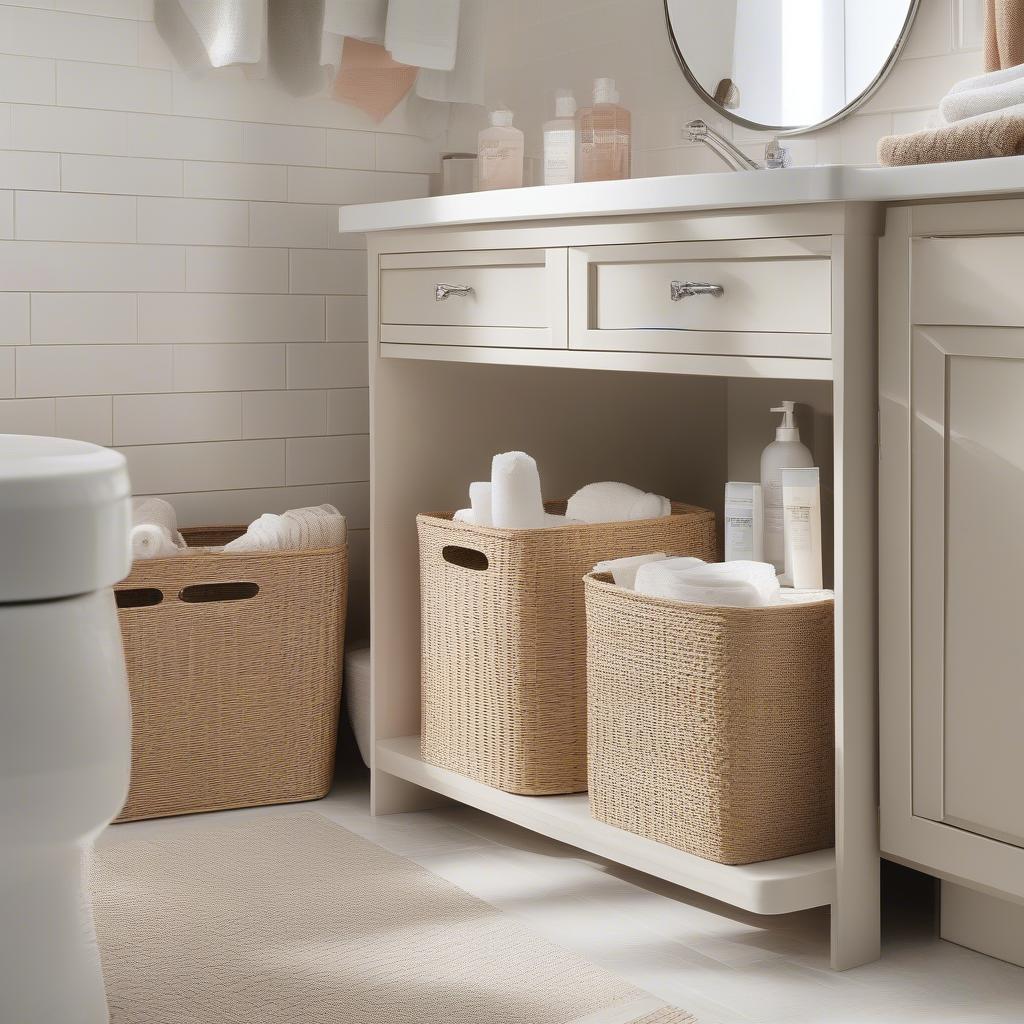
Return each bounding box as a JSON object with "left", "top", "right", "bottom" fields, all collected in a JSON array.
[
  {"left": 584, "top": 571, "right": 834, "bottom": 864},
  {"left": 113, "top": 526, "right": 347, "bottom": 822},
  {"left": 418, "top": 501, "right": 717, "bottom": 795}
]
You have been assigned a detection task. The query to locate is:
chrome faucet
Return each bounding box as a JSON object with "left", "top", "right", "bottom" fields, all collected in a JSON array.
[{"left": 684, "top": 119, "right": 790, "bottom": 171}]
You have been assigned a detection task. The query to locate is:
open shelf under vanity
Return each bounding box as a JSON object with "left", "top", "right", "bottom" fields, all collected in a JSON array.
[{"left": 377, "top": 736, "right": 836, "bottom": 917}]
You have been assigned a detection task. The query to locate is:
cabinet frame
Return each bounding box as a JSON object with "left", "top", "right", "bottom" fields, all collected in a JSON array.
[{"left": 879, "top": 205, "right": 1024, "bottom": 904}]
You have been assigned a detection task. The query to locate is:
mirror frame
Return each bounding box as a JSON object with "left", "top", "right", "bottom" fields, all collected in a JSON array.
[{"left": 663, "top": 0, "right": 922, "bottom": 135}]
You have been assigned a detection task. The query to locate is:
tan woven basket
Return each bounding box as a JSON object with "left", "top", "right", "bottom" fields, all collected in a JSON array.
[
  {"left": 418, "top": 501, "right": 717, "bottom": 795},
  {"left": 113, "top": 527, "right": 347, "bottom": 822},
  {"left": 584, "top": 572, "right": 834, "bottom": 864}
]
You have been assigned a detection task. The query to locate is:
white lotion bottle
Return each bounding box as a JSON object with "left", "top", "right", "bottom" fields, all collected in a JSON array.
[
  {"left": 543, "top": 89, "right": 577, "bottom": 185},
  {"left": 760, "top": 401, "right": 813, "bottom": 572},
  {"left": 477, "top": 108, "right": 524, "bottom": 191}
]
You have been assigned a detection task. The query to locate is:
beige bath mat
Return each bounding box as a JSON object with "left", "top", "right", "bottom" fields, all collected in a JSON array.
[{"left": 90, "top": 811, "right": 694, "bottom": 1024}]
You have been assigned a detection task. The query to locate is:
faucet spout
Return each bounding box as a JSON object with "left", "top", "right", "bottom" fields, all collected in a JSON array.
[{"left": 684, "top": 118, "right": 761, "bottom": 172}]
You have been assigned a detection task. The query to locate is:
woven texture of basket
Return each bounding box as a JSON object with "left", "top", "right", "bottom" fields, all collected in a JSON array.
[
  {"left": 418, "top": 501, "right": 717, "bottom": 795},
  {"left": 113, "top": 527, "right": 347, "bottom": 822},
  {"left": 585, "top": 572, "right": 834, "bottom": 865}
]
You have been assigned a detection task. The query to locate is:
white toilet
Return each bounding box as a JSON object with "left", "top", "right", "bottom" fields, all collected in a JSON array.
[{"left": 0, "top": 435, "right": 133, "bottom": 1024}]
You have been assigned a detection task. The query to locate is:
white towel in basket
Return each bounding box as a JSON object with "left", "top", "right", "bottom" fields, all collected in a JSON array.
[
  {"left": 223, "top": 504, "right": 347, "bottom": 553},
  {"left": 635, "top": 559, "right": 779, "bottom": 608},
  {"left": 131, "top": 497, "right": 186, "bottom": 560},
  {"left": 567, "top": 482, "right": 671, "bottom": 524}
]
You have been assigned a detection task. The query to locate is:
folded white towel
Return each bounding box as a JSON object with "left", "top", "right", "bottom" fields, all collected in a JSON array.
[
  {"left": 452, "top": 508, "right": 474, "bottom": 523},
  {"left": 776, "top": 588, "right": 834, "bottom": 606},
  {"left": 594, "top": 552, "right": 668, "bottom": 589},
  {"left": 635, "top": 560, "right": 779, "bottom": 608},
  {"left": 941, "top": 79, "right": 1024, "bottom": 122},
  {"left": 131, "top": 523, "right": 182, "bottom": 560},
  {"left": 491, "top": 451, "right": 547, "bottom": 528},
  {"left": 469, "top": 481, "right": 492, "bottom": 526},
  {"left": 223, "top": 505, "right": 346, "bottom": 553},
  {"left": 950, "top": 62, "right": 1024, "bottom": 94},
  {"left": 566, "top": 482, "right": 671, "bottom": 524},
  {"left": 632, "top": 556, "right": 707, "bottom": 597}
]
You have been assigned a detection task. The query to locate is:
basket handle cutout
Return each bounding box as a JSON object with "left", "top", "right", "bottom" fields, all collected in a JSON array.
[
  {"left": 115, "top": 587, "right": 164, "bottom": 609},
  {"left": 179, "top": 581, "right": 260, "bottom": 603},
  {"left": 442, "top": 545, "right": 489, "bottom": 571}
]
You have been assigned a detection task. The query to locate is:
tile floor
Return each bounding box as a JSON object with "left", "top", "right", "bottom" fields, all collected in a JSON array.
[{"left": 106, "top": 771, "right": 1024, "bottom": 1024}]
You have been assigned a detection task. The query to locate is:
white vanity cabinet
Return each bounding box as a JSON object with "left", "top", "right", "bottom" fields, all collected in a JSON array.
[{"left": 880, "top": 200, "right": 1024, "bottom": 964}]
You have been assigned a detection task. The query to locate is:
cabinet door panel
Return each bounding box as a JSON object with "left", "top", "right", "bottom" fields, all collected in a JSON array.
[{"left": 911, "top": 327, "right": 1024, "bottom": 848}]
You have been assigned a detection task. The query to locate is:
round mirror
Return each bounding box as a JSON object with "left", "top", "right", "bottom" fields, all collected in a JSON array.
[{"left": 665, "top": 0, "right": 920, "bottom": 134}]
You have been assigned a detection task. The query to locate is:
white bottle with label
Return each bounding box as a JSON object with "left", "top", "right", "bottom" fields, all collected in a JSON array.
[
  {"left": 543, "top": 89, "right": 577, "bottom": 185},
  {"left": 760, "top": 401, "right": 813, "bottom": 573},
  {"left": 477, "top": 108, "right": 524, "bottom": 191}
]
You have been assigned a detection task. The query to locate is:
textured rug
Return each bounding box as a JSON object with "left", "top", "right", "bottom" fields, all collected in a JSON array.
[{"left": 90, "top": 811, "right": 694, "bottom": 1024}]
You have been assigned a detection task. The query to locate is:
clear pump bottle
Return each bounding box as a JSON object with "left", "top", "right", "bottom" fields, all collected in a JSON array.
[{"left": 577, "top": 77, "right": 631, "bottom": 182}]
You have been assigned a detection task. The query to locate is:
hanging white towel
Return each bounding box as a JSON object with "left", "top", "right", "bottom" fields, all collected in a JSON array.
[
  {"left": 385, "top": 0, "right": 461, "bottom": 71},
  {"left": 177, "top": 0, "right": 267, "bottom": 69},
  {"left": 320, "top": 0, "right": 388, "bottom": 73},
  {"left": 415, "top": 0, "right": 486, "bottom": 106},
  {"left": 490, "top": 451, "right": 546, "bottom": 529}
]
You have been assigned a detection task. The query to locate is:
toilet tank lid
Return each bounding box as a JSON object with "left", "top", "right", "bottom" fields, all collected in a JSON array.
[
  {"left": 0, "top": 435, "right": 132, "bottom": 602},
  {"left": 0, "top": 434, "right": 129, "bottom": 506}
]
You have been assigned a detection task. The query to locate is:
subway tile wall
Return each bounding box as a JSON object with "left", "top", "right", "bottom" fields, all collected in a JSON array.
[
  {"left": 0, "top": 0, "right": 444, "bottom": 639},
  {"left": 448, "top": 0, "right": 987, "bottom": 174}
]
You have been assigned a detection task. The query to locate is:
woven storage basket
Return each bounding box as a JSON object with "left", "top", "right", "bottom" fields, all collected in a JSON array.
[
  {"left": 418, "top": 501, "right": 717, "bottom": 795},
  {"left": 113, "top": 526, "right": 347, "bottom": 822},
  {"left": 585, "top": 572, "right": 834, "bottom": 864}
]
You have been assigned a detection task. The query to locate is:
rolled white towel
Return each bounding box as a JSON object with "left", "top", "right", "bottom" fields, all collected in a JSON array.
[
  {"left": 223, "top": 505, "right": 345, "bottom": 553},
  {"left": 594, "top": 552, "right": 668, "bottom": 589},
  {"left": 566, "top": 482, "right": 671, "bottom": 524},
  {"left": 469, "top": 481, "right": 492, "bottom": 526},
  {"left": 452, "top": 508, "right": 475, "bottom": 523},
  {"left": 490, "top": 451, "right": 546, "bottom": 529},
  {"left": 950, "top": 62, "right": 1024, "bottom": 95},
  {"left": 132, "top": 496, "right": 185, "bottom": 546},
  {"left": 635, "top": 559, "right": 779, "bottom": 608},
  {"left": 131, "top": 523, "right": 181, "bottom": 560}
]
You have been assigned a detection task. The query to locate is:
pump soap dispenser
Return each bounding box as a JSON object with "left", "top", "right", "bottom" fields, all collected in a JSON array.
[{"left": 760, "top": 400, "right": 813, "bottom": 572}]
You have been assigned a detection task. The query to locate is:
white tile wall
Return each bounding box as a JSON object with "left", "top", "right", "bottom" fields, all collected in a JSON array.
[{"left": 0, "top": 0, "right": 434, "bottom": 632}]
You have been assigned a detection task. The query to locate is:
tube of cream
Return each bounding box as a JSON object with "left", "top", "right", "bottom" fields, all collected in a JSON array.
[
  {"left": 782, "top": 467, "right": 823, "bottom": 590},
  {"left": 724, "top": 481, "right": 764, "bottom": 562}
]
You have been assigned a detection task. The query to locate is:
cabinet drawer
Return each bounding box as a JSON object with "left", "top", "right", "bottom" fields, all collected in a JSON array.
[
  {"left": 913, "top": 235, "right": 1024, "bottom": 326},
  {"left": 379, "top": 248, "right": 567, "bottom": 348},
  {"left": 569, "top": 240, "right": 832, "bottom": 358}
]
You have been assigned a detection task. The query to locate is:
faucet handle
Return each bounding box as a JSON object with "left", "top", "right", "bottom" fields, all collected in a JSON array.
[{"left": 764, "top": 138, "right": 791, "bottom": 169}]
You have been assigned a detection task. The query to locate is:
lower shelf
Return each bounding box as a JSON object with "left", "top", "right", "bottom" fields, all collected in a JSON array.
[{"left": 375, "top": 735, "right": 836, "bottom": 916}]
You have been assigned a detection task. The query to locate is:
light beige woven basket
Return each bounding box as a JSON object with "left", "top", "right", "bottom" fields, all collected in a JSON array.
[
  {"left": 585, "top": 572, "right": 834, "bottom": 865},
  {"left": 113, "top": 527, "right": 347, "bottom": 823},
  {"left": 418, "top": 501, "right": 717, "bottom": 795}
]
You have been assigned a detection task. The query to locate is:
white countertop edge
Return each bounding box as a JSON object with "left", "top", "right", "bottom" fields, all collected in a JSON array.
[{"left": 339, "top": 157, "right": 1024, "bottom": 233}]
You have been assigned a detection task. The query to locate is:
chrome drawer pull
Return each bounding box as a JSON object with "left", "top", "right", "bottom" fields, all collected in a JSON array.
[
  {"left": 435, "top": 283, "right": 473, "bottom": 301},
  {"left": 670, "top": 280, "right": 725, "bottom": 301}
]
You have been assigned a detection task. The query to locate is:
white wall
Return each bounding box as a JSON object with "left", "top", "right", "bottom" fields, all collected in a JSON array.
[
  {"left": 449, "top": 0, "right": 986, "bottom": 172},
  {"left": 0, "top": 0, "right": 445, "bottom": 638}
]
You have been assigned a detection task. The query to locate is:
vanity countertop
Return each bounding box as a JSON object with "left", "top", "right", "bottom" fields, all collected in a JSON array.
[{"left": 340, "top": 156, "right": 1024, "bottom": 233}]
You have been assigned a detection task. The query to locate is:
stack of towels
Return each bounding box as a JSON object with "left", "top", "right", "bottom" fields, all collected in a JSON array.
[
  {"left": 130, "top": 498, "right": 346, "bottom": 560},
  {"left": 595, "top": 553, "right": 832, "bottom": 609},
  {"left": 452, "top": 451, "right": 672, "bottom": 529},
  {"left": 878, "top": 62, "right": 1024, "bottom": 166}
]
